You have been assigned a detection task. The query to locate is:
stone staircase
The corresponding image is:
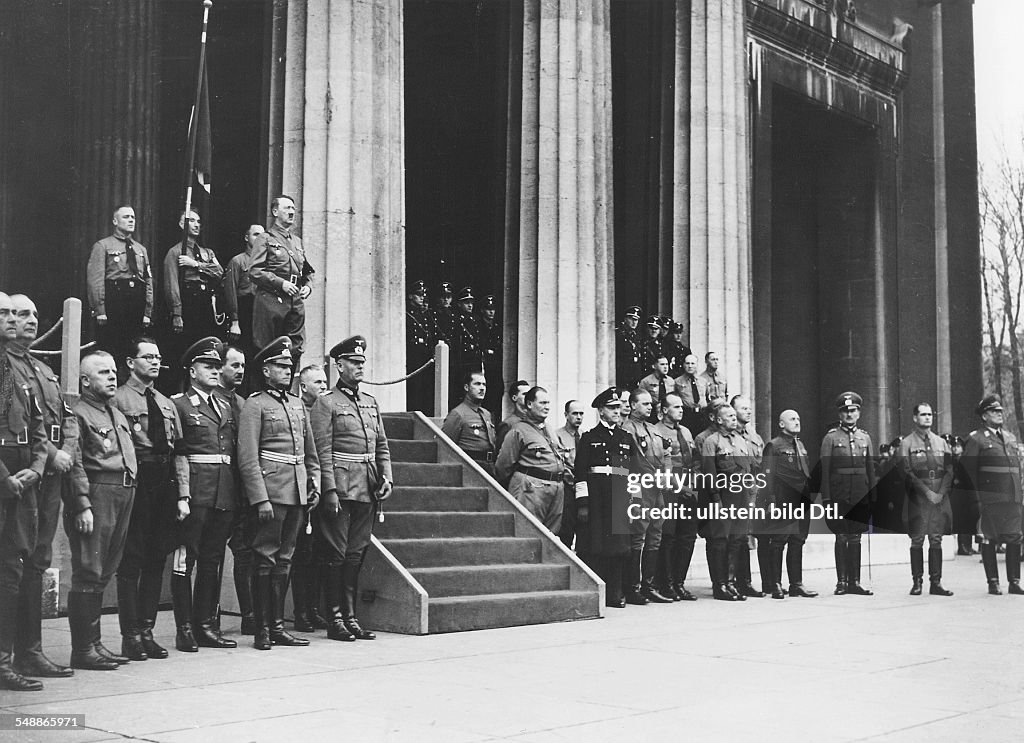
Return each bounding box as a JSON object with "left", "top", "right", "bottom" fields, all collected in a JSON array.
[{"left": 355, "top": 412, "right": 602, "bottom": 634}]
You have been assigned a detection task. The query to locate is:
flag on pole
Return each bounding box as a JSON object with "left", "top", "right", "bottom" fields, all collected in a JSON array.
[{"left": 190, "top": 63, "right": 213, "bottom": 195}]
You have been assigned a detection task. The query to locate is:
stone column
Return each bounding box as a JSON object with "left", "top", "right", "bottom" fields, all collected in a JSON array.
[
  {"left": 509, "top": 0, "right": 616, "bottom": 411},
  {"left": 69, "top": 0, "right": 161, "bottom": 294},
  {"left": 283, "top": 0, "right": 406, "bottom": 411},
  {"left": 678, "top": 0, "right": 753, "bottom": 395}
]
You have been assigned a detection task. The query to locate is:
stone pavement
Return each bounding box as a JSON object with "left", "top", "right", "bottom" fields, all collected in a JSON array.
[{"left": 2, "top": 551, "right": 1022, "bottom": 743}]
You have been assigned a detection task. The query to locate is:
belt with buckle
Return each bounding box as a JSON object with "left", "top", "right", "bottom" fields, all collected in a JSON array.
[
  {"left": 0, "top": 430, "right": 30, "bottom": 447},
  {"left": 87, "top": 470, "right": 136, "bottom": 487},
  {"left": 332, "top": 451, "right": 374, "bottom": 463},
  {"left": 588, "top": 466, "right": 629, "bottom": 477},
  {"left": 467, "top": 450, "right": 496, "bottom": 463},
  {"left": 108, "top": 278, "right": 142, "bottom": 290},
  {"left": 49, "top": 424, "right": 61, "bottom": 443},
  {"left": 260, "top": 450, "right": 303, "bottom": 465},
  {"left": 187, "top": 454, "right": 232, "bottom": 465},
  {"left": 518, "top": 466, "right": 563, "bottom": 482}
]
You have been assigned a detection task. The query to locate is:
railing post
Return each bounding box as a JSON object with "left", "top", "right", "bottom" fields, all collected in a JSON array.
[
  {"left": 61, "top": 298, "right": 82, "bottom": 400},
  {"left": 433, "top": 341, "right": 449, "bottom": 418}
]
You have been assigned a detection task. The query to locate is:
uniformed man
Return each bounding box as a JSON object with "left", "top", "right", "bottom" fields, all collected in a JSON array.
[
  {"left": 617, "top": 389, "right": 632, "bottom": 422},
  {"left": 653, "top": 393, "right": 699, "bottom": 601},
  {"left": 496, "top": 387, "right": 565, "bottom": 533},
  {"left": 760, "top": 409, "right": 818, "bottom": 599},
  {"left": 819, "top": 391, "right": 875, "bottom": 596},
  {"left": 960, "top": 395, "right": 1023, "bottom": 595},
  {"left": 495, "top": 379, "right": 531, "bottom": 451},
  {"left": 169, "top": 338, "right": 240, "bottom": 652},
  {"left": 442, "top": 371, "right": 496, "bottom": 473},
  {"left": 312, "top": 335, "right": 393, "bottom": 641},
  {"left": 86, "top": 205, "right": 154, "bottom": 368},
  {"left": 945, "top": 434, "right": 976, "bottom": 556},
  {"left": 433, "top": 282, "right": 456, "bottom": 344},
  {"left": 615, "top": 305, "right": 643, "bottom": 390},
  {"left": 237, "top": 337, "right": 320, "bottom": 650},
  {"left": 640, "top": 315, "right": 664, "bottom": 370},
  {"left": 226, "top": 224, "right": 265, "bottom": 354},
  {"left": 249, "top": 196, "right": 315, "bottom": 360},
  {"left": 6, "top": 295, "right": 77, "bottom": 680},
  {"left": 65, "top": 351, "right": 138, "bottom": 671},
  {"left": 163, "top": 210, "right": 225, "bottom": 343},
  {"left": 478, "top": 295, "right": 503, "bottom": 422},
  {"left": 664, "top": 322, "right": 693, "bottom": 378},
  {"left": 112, "top": 338, "right": 181, "bottom": 660},
  {"left": 405, "top": 279, "right": 435, "bottom": 414},
  {"left": 673, "top": 354, "right": 704, "bottom": 437},
  {"left": 696, "top": 352, "right": 728, "bottom": 404},
  {"left": 638, "top": 355, "right": 675, "bottom": 423},
  {"left": 732, "top": 396, "right": 766, "bottom": 598},
  {"left": 555, "top": 400, "right": 584, "bottom": 549},
  {"left": 574, "top": 388, "right": 636, "bottom": 608},
  {"left": 896, "top": 403, "right": 954, "bottom": 597},
  {"left": 450, "top": 287, "right": 483, "bottom": 409},
  {"left": 0, "top": 293, "right": 48, "bottom": 691},
  {"left": 291, "top": 364, "right": 329, "bottom": 633}
]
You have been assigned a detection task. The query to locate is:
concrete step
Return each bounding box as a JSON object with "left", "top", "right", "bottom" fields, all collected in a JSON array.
[
  {"left": 382, "top": 414, "right": 415, "bottom": 440},
  {"left": 389, "top": 439, "right": 438, "bottom": 463},
  {"left": 428, "top": 590, "right": 600, "bottom": 633},
  {"left": 411, "top": 564, "right": 571, "bottom": 597},
  {"left": 377, "top": 511, "right": 515, "bottom": 539},
  {"left": 386, "top": 487, "right": 489, "bottom": 512},
  {"left": 382, "top": 537, "right": 543, "bottom": 567},
  {"left": 392, "top": 462, "right": 463, "bottom": 487}
]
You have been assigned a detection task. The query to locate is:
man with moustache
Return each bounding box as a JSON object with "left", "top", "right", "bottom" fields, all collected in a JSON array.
[
  {"left": 442, "top": 371, "right": 496, "bottom": 473},
  {"left": 163, "top": 209, "right": 224, "bottom": 342}
]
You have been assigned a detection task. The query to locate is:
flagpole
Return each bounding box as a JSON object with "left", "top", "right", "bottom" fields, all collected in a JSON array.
[{"left": 180, "top": 0, "right": 213, "bottom": 252}]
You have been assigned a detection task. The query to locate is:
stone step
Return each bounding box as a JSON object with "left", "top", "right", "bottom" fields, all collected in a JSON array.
[
  {"left": 376, "top": 511, "right": 515, "bottom": 539},
  {"left": 382, "top": 537, "right": 543, "bottom": 567},
  {"left": 392, "top": 462, "right": 462, "bottom": 486},
  {"left": 382, "top": 414, "right": 415, "bottom": 440},
  {"left": 427, "top": 590, "right": 600, "bottom": 633},
  {"left": 389, "top": 439, "right": 438, "bottom": 463},
  {"left": 411, "top": 564, "right": 571, "bottom": 598},
  {"left": 386, "top": 487, "right": 489, "bottom": 512}
]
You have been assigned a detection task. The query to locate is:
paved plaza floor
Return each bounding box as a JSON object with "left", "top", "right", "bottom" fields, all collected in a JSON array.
[{"left": 2, "top": 552, "right": 1023, "bottom": 742}]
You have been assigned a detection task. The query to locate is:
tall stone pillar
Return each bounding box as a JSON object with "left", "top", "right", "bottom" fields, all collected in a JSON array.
[
  {"left": 678, "top": 0, "right": 753, "bottom": 396},
  {"left": 509, "top": 0, "right": 616, "bottom": 411},
  {"left": 69, "top": 0, "right": 161, "bottom": 294},
  {"left": 283, "top": 0, "right": 406, "bottom": 411}
]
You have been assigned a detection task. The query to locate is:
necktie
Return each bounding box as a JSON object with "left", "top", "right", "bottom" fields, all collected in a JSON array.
[
  {"left": 794, "top": 437, "right": 810, "bottom": 478},
  {"left": 145, "top": 387, "right": 170, "bottom": 455},
  {"left": 209, "top": 393, "right": 222, "bottom": 420},
  {"left": 477, "top": 409, "right": 492, "bottom": 450},
  {"left": 107, "top": 405, "right": 131, "bottom": 475},
  {"left": 690, "top": 377, "right": 700, "bottom": 408},
  {"left": 658, "top": 377, "right": 668, "bottom": 416},
  {"left": 125, "top": 237, "right": 140, "bottom": 278}
]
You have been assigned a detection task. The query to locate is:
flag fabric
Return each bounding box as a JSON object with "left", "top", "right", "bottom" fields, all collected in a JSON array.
[{"left": 191, "top": 62, "right": 213, "bottom": 195}]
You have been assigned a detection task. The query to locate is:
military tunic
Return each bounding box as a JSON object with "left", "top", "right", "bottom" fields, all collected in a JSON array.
[
  {"left": 495, "top": 419, "right": 564, "bottom": 532},
  {"left": 760, "top": 434, "right": 811, "bottom": 537},
  {"left": 701, "top": 428, "right": 756, "bottom": 539},
  {"left": 85, "top": 235, "right": 153, "bottom": 362},
  {"left": 897, "top": 430, "right": 953, "bottom": 538},
  {"left": 819, "top": 425, "right": 875, "bottom": 534},
  {"left": 615, "top": 326, "right": 642, "bottom": 390},
  {"left": 620, "top": 417, "right": 667, "bottom": 551},
  {"left": 248, "top": 226, "right": 312, "bottom": 352},
  {"left": 406, "top": 303, "right": 435, "bottom": 413},
  {"left": 574, "top": 423, "right": 636, "bottom": 557},
  {"left": 961, "top": 427, "right": 1022, "bottom": 540},
  {"left": 163, "top": 241, "right": 225, "bottom": 341},
  {"left": 442, "top": 401, "right": 495, "bottom": 461}
]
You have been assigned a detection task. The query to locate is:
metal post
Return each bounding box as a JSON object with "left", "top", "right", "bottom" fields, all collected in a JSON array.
[
  {"left": 61, "top": 297, "right": 82, "bottom": 400},
  {"left": 433, "top": 341, "right": 449, "bottom": 418}
]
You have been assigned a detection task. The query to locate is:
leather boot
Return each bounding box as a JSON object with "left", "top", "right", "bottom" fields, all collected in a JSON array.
[
  {"left": 711, "top": 541, "right": 740, "bottom": 601},
  {"left": 13, "top": 572, "right": 73, "bottom": 677},
  {"left": 726, "top": 541, "right": 747, "bottom": 600},
  {"left": 787, "top": 540, "right": 815, "bottom": 596},
  {"left": 137, "top": 566, "right": 167, "bottom": 659},
  {"left": 675, "top": 539, "right": 696, "bottom": 600},
  {"left": 928, "top": 547, "right": 953, "bottom": 596},
  {"left": 269, "top": 572, "right": 309, "bottom": 646},
  {"left": 640, "top": 550, "right": 673, "bottom": 603},
  {"left": 624, "top": 549, "right": 647, "bottom": 605},
  {"left": 194, "top": 571, "right": 236, "bottom": 648},
  {"left": 291, "top": 563, "right": 313, "bottom": 632},
  {"left": 1007, "top": 543, "right": 1024, "bottom": 594},
  {"left": 981, "top": 543, "right": 1001, "bottom": 594},
  {"left": 909, "top": 546, "right": 924, "bottom": 595},
  {"left": 341, "top": 563, "right": 376, "bottom": 640},
  {"left": 252, "top": 572, "right": 273, "bottom": 650},
  {"left": 68, "top": 592, "right": 118, "bottom": 671},
  {"left": 833, "top": 540, "right": 848, "bottom": 595},
  {"left": 603, "top": 557, "right": 626, "bottom": 608},
  {"left": 736, "top": 546, "right": 762, "bottom": 597},
  {"left": 116, "top": 576, "right": 148, "bottom": 661},
  {"left": 234, "top": 551, "right": 255, "bottom": 635},
  {"left": 1, "top": 589, "right": 43, "bottom": 691},
  {"left": 846, "top": 543, "right": 873, "bottom": 595},
  {"left": 307, "top": 563, "right": 329, "bottom": 629},
  {"left": 653, "top": 538, "right": 674, "bottom": 598},
  {"left": 324, "top": 565, "right": 355, "bottom": 641},
  {"left": 170, "top": 574, "right": 198, "bottom": 652},
  {"left": 757, "top": 540, "right": 774, "bottom": 594}
]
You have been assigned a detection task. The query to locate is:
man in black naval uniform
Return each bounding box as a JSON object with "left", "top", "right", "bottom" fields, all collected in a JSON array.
[
  {"left": 574, "top": 388, "right": 637, "bottom": 608},
  {"left": 405, "top": 279, "right": 435, "bottom": 414},
  {"left": 615, "top": 306, "right": 643, "bottom": 390}
]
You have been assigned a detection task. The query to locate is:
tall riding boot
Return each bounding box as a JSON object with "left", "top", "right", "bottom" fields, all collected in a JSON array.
[
  {"left": 736, "top": 547, "right": 762, "bottom": 597},
  {"left": 234, "top": 551, "right": 255, "bottom": 635},
  {"left": 86, "top": 592, "right": 129, "bottom": 665},
  {"left": 170, "top": 574, "right": 198, "bottom": 652},
  {"left": 605, "top": 556, "right": 626, "bottom": 607},
  {"left": 653, "top": 540, "right": 675, "bottom": 598},
  {"left": 846, "top": 543, "right": 873, "bottom": 595},
  {"left": 291, "top": 563, "right": 312, "bottom": 631},
  {"left": 726, "top": 541, "right": 746, "bottom": 600},
  {"left": 1007, "top": 543, "right": 1023, "bottom": 594},
  {"left": 764, "top": 541, "right": 784, "bottom": 599},
  {"left": 757, "top": 540, "right": 774, "bottom": 594},
  {"left": 324, "top": 564, "right": 355, "bottom": 641},
  {"left": 68, "top": 593, "right": 118, "bottom": 671},
  {"left": 712, "top": 540, "right": 739, "bottom": 601},
  {"left": 116, "top": 575, "right": 148, "bottom": 660},
  {"left": 833, "top": 539, "right": 848, "bottom": 595},
  {"left": 674, "top": 539, "right": 697, "bottom": 601},
  {"left": 624, "top": 549, "right": 647, "bottom": 605},
  {"left": 706, "top": 541, "right": 719, "bottom": 586},
  {"left": 981, "top": 542, "right": 1002, "bottom": 594},
  {"left": 640, "top": 549, "right": 672, "bottom": 603},
  {"left": 307, "top": 562, "right": 328, "bottom": 629},
  {"left": 929, "top": 547, "right": 953, "bottom": 596},
  {"left": 909, "top": 546, "right": 924, "bottom": 595},
  {"left": 137, "top": 565, "right": 167, "bottom": 659},
  {"left": 342, "top": 563, "right": 376, "bottom": 640},
  {"left": 0, "top": 590, "right": 43, "bottom": 691},
  {"left": 252, "top": 572, "right": 273, "bottom": 650},
  {"left": 787, "top": 541, "right": 817, "bottom": 596},
  {"left": 194, "top": 570, "right": 236, "bottom": 648},
  {"left": 14, "top": 572, "right": 73, "bottom": 677},
  {"left": 269, "top": 572, "right": 309, "bottom": 646}
]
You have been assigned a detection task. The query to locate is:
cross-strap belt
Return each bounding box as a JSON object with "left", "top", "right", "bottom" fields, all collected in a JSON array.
[
  {"left": 332, "top": 451, "right": 374, "bottom": 463},
  {"left": 260, "top": 450, "right": 303, "bottom": 465}
]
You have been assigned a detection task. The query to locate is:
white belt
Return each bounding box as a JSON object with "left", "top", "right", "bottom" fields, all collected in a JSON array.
[
  {"left": 260, "top": 450, "right": 302, "bottom": 465},
  {"left": 333, "top": 451, "right": 374, "bottom": 463},
  {"left": 187, "top": 454, "right": 232, "bottom": 465},
  {"left": 589, "top": 466, "right": 629, "bottom": 476}
]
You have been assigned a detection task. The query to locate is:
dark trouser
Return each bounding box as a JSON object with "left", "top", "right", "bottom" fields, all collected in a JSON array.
[
  {"left": 249, "top": 503, "right": 304, "bottom": 577},
  {"left": 558, "top": 483, "right": 576, "bottom": 549},
  {"left": 319, "top": 501, "right": 373, "bottom": 622},
  {"left": 252, "top": 290, "right": 305, "bottom": 354},
  {"left": 173, "top": 505, "right": 234, "bottom": 628},
  {"left": 65, "top": 481, "right": 135, "bottom": 593},
  {"left": 96, "top": 281, "right": 147, "bottom": 370},
  {"left": 769, "top": 533, "right": 808, "bottom": 587},
  {"left": 1, "top": 492, "right": 35, "bottom": 596},
  {"left": 655, "top": 505, "right": 698, "bottom": 588},
  {"left": 181, "top": 285, "right": 220, "bottom": 339},
  {"left": 291, "top": 509, "right": 323, "bottom": 618},
  {"left": 981, "top": 533, "right": 1023, "bottom": 583},
  {"left": 585, "top": 554, "right": 627, "bottom": 606},
  {"left": 706, "top": 536, "right": 746, "bottom": 586},
  {"left": 16, "top": 473, "right": 62, "bottom": 660},
  {"left": 228, "top": 509, "right": 253, "bottom": 618}
]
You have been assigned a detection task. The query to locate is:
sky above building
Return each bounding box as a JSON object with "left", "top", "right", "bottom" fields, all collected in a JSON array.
[{"left": 974, "top": 0, "right": 1024, "bottom": 165}]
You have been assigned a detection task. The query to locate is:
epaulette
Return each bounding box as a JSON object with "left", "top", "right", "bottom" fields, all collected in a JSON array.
[
  {"left": 250, "top": 390, "right": 267, "bottom": 397},
  {"left": 826, "top": 427, "right": 838, "bottom": 434},
  {"left": 171, "top": 393, "right": 184, "bottom": 399},
  {"left": 969, "top": 430, "right": 978, "bottom": 437}
]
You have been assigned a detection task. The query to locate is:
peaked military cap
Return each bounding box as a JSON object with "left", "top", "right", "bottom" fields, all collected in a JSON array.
[
  {"left": 835, "top": 391, "right": 862, "bottom": 410},
  {"left": 658, "top": 315, "right": 671, "bottom": 329},
  {"left": 481, "top": 295, "right": 496, "bottom": 309},
  {"left": 408, "top": 279, "right": 427, "bottom": 296},
  {"left": 437, "top": 282, "right": 453, "bottom": 297},
  {"left": 331, "top": 335, "right": 367, "bottom": 362},
  {"left": 255, "top": 336, "right": 294, "bottom": 366},
  {"left": 592, "top": 387, "right": 622, "bottom": 409},
  {"left": 457, "top": 286, "right": 475, "bottom": 302},
  {"left": 624, "top": 305, "right": 641, "bottom": 320},
  {"left": 645, "top": 314, "right": 661, "bottom": 328},
  {"left": 669, "top": 320, "right": 685, "bottom": 333},
  {"left": 180, "top": 336, "right": 224, "bottom": 368},
  {"left": 976, "top": 394, "right": 1003, "bottom": 416}
]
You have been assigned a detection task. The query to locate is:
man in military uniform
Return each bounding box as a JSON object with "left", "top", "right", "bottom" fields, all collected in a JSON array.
[
  {"left": 86, "top": 205, "right": 154, "bottom": 369},
  {"left": 653, "top": 393, "right": 699, "bottom": 601},
  {"left": 449, "top": 287, "right": 482, "bottom": 409},
  {"left": 638, "top": 355, "right": 675, "bottom": 424},
  {"left": 615, "top": 306, "right": 643, "bottom": 390},
  {"left": 478, "top": 295, "right": 503, "bottom": 421},
  {"left": 495, "top": 379, "right": 531, "bottom": 451},
  {"left": 112, "top": 338, "right": 181, "bottom": 660},
  {"left": 496, "top": 387, "right": 565, "bottom": 533},
  {"left": 238, "top": 337, "right": 320, "bottom": 650},
  {"left": 555, "top": 400, "right": 585, "bottom": 549},
  {"left": 433, "top": 282, "right": 456, "bottom": 344},
  {"left": 697, "top": 352, "right": 728, "bottom": 404},
  {"left": 442, "top": 371, "right": 496, "bottom": 473},
  {"left": 226, "top": 225, "right": 265, "bottom": 355},
  {"left": 163, "top": 210, "right": 225, "bottom": 343},
  {"left": 760, "top": 409, "right": 818, "bottom": 599},
  {"left": 0, "top": 292, "right": 48, "bottom": 691},
  {"left": 574, "top": 388, "right": 636, "bottom": 608},
  {"left": 405, "top": 279, "right": 435, "bottom": 414},
  {"left": 673, "top": 354, "right": 704, "bottom": 437},
  {"left": 249, "top": 196, "right": 315, "bottom": 360},
  {"left": 312, "top": 335, "right": 393, "bottom": 641},
  {"left": 640, "top": 315, "right": 664, "bottom": 370},
  {"left": 897, "top": 403, "right": 954, "bottom": 597},
  {"left": 732, "top": 396, "right": 766, "bottom": 598},
  {"left": 65, "top": 351, "right": 138, "bottom": 671},
  {"left": 170, "top": 338, "right": 241, "bottom": 651},
  {"left": 664, "top": 321, "right": 693, "bottom": 378},
  {"left": 819, "top": 391, "right": 875, "bottom": 596},
  {"left": 5, "top": 295, "right": 77, "bottom": 680},
  {"left": 961, "top": 395, "right": 1023, "bottom": 595}
]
